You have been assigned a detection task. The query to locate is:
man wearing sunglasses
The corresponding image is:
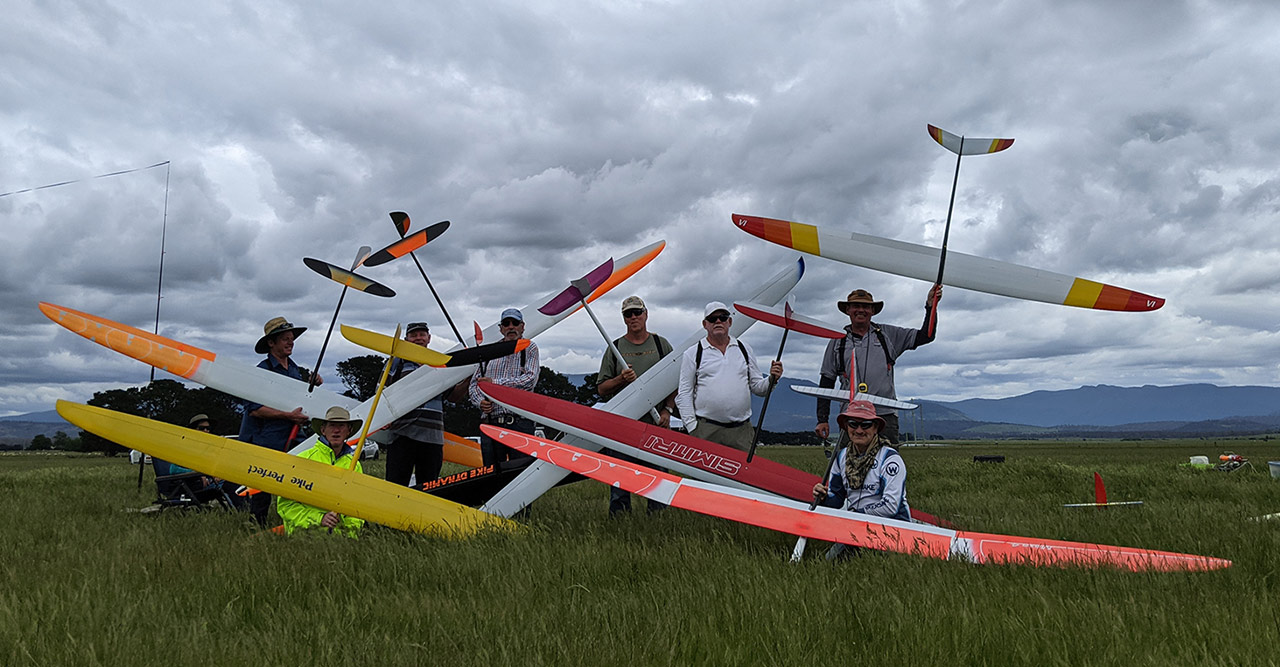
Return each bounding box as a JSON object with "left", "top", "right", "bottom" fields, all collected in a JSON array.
[
  {"left": 468, "top": 308, "right": 540, "bottom": 465},
  {"left": 675, "top": 302, "right": 782, "bottom": 451},
  {"left": 596, "top": 296, "right": 675, "bottom": 515},
  {"left": 811, "top": 400, "right": 910, "bottom": 524},
  {"left": 814, "top": 286, "right": 941, "bottom": 445}
]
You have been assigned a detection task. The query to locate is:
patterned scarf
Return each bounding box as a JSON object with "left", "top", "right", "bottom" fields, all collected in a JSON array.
[{"left": 843, "top": 434, "right": 887, "bottom": 494}]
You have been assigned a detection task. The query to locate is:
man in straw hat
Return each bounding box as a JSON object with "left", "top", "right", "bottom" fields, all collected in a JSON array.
[
  {"left": 276, "top": 406, "right": 366, "bottom": 538},
  {"left": 814, "top": 286, "right": 940, "bottom": 444},
  {"left": 238, "top": 316, "right": 320, "bottom": 525}
]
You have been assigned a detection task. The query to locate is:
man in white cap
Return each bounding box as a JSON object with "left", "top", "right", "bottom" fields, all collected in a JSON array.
[
  {"left": 276, "top": 406, "right": 366, "bottom": 538},
  {"left": 675, "top": 302, "right": 782, "bottom": 451},
  {"left": 468, "top": 307, "right": 539, "bottom": 465},
  {"left": 596, "top": 295, "right": 675, "bottom": 515},
  {"left": 238, "top": 316, "right": 319, "bottom": 525},
  {"left": 814, "top": 287, "right": 940, "bottom": 444}
]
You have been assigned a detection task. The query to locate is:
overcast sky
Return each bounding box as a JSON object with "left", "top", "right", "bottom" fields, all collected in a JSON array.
[{"left": 3, "top": 1, "right": 1279, "bottom": 417}]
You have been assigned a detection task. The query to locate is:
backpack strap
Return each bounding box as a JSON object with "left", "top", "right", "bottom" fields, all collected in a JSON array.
[{"left": 837, "top": 326, "right": 895, "bottom": 378}]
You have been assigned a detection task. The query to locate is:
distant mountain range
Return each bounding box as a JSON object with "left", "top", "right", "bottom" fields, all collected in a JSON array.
[
  {"left": 570, "top": 376, "right": 1280, "bottom": 439},
  {"left": 5, "top": 382, "right": 1279, "bottom": 446}
]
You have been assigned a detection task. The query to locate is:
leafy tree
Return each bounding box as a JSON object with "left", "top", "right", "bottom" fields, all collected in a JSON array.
[
  {"left": 535, "top": 367, "right": 577, "bottom": 403},
  {"left": 337, "top": 354, "right": 386, "bottom": 401},
  {"left": 52, "top": 431, "right": 77, "bottom": 451},
  {"left": 81, "top": 379, "right": 242, "bottom": 455},
  {"left": 575, "top": 372, "right": 600, "bottom": 407},
  {"left": 29, "top": 434, "right": 52, "bottom": 451}
]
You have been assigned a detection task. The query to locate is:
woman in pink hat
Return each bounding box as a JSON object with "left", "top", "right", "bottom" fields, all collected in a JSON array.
[{"left": 811, "top": 399, "right": 911, "bottom": 523}]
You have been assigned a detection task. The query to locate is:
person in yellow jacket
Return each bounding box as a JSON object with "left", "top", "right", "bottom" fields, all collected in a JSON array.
[{"left": 277, "top": 406, "right": 367, "bottom": 538}]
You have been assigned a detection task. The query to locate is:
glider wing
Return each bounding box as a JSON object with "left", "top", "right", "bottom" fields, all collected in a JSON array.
[
  {"left": 481, "top": 258, "right": 804, "bottom": 517},
  {"left": 790, "top": 384, "right": 918, "bottom": 411},
  {"left": 303, "top": 257, "right": 396, "bottom": 297},
  {"left": 59, "top": 400, "right": 511, "bottom": 535},
  {"left": 732, "top": 214, "right": 1164, "bottom": 312},
  {"left": 362, "top": 220, "right": 451, "bottom": 267},
  {"left": 732, "top": 301, "right": 845, "bottom": 339},
  {"left": 486, "top": 426, "right": 1230, "bottom": 572},
  {"left": 927, "top": 124, "right": 1014, "bottom": 155},
  {"left": 39, "top": 302, "right": 355, "bottom": 420}
]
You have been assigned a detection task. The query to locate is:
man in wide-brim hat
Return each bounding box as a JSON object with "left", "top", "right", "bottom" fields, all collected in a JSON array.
[
  {"left": 277, "top": 406, "right": 366, "bottom": 538},
  {"left": 815, "top": 285, "right": 941, "bottom": 444},
  {"left": 238, "top": 316, "right": 317, "bottom": 525}
]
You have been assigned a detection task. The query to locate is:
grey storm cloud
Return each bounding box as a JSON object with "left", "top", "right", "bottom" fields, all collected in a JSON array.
[{"left": 2, "top": 0, "right": 1280, "bottom": 415}]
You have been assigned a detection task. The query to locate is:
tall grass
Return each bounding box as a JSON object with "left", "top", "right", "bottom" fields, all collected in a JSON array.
[{"left": 2, "top": 439, "right": 1278, "bottom": 666}]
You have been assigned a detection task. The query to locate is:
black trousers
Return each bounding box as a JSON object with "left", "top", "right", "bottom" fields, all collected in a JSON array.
[
  {"left": 479, "top": 414, "right": 536, "bottom": 466},
  {"left": 385, "top": 437, "right": 444, "bottom": 487}
]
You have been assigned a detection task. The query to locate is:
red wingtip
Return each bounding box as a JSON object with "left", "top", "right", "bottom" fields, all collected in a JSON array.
[
  {"left": 513, "top": 339, "right": 531, "bottom": 353},
  {"left": 1093, "top": 472, "right": 1107, "bottom": 505}
]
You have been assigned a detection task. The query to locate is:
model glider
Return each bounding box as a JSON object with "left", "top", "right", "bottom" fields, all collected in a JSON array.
[
  {"left": 39, "top": 302, "right": 359, "bottom": 421},
  {"left": 1063, "top": 472, "right": 1144, "bottom": 508},
  {"left": 481, "top": 258, "right": 805, "bottom": 518},
  {"left": 733, "top": 301, "right": 846, "bottom": 340},
  {"left": 58, "top": 400, "right": 512, "bottom": 535},
  {"left": 732, "top": 301, "right": 844, "bottom": 462},
  {"left": 789, "top": 384, "right": 918, "bottom": 411},
  {"left": 302, "top": 256, "right": 394, "bottom": 297},
  {"left": 286, "top": 239, "right": 667, "bottom": 455},
  {"left": 41, "top": 241, "right": 666, "bottom": 459},
  {"left": 382, "top": 212, "right": 465, "bottom": 345},
  {"left": 361, "top": 220, "right": 451, "bottom": 267},
  {"left": 731, "top": 214, "right": 1165, "bottom": 312},
  {"left": 339, "top": 324, "right": 530, "bottom": 368},
  {"left": 924, "top": 124, "right": 1016, "bottom": 336},
  {"left": 303, "top": 251, "right": 394, "bottom": 392},
  {"left": 485, "top": 426, "right": 1229, "bottom": 572},
  {"left": 478, "top": 381, "right": 947, "bottom": 528},
  {"left": 927, "top": 124, "right": 1015, "bottom": 156}
]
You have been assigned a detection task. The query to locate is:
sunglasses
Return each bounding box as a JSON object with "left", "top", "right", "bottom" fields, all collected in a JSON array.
[
  {"left": 500, "top": 319, "right": 523, "bottom": 327},
  {"left": 622, "top": 309, "right": 645, "bottom": 318},
  {"left": 195, "top": 424, "right": 211, "bottom": 432},
  {"left": 705, "top": 314, "right": 730, "bottom": 323},
  {"left": 844, "top": 419, "right": 878, "bottom": 431}
]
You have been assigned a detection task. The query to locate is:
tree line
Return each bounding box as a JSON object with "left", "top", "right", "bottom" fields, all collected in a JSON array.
[
  {"left": 34, "top": 354, "right": 811, "bottom": 452},
  {"left": 36, "top": 355, "right": 600, "bottom": 453}
]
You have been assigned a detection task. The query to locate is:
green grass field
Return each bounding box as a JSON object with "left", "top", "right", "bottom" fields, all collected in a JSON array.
[{"left": 3, "top": 439, "right": 1279, "bottom": 666}]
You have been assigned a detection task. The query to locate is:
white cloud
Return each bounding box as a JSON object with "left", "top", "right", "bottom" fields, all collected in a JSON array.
[{"left": 2, "top": 0, "right": 1279, "bottom": 415}]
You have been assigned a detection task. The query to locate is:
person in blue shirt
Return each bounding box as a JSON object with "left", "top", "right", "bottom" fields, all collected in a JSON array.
[{"left": 238, "top": 316, "right": 319, "bottom": 525}]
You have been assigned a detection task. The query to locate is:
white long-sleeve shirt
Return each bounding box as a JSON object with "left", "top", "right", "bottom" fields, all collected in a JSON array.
[{"left": 675, "top": 337, "right": 770, "bottom": 430}]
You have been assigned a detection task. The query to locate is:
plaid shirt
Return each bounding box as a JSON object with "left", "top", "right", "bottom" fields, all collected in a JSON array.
[{"left": 469, "top": 340, "right": 539, "bottom": 417}]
